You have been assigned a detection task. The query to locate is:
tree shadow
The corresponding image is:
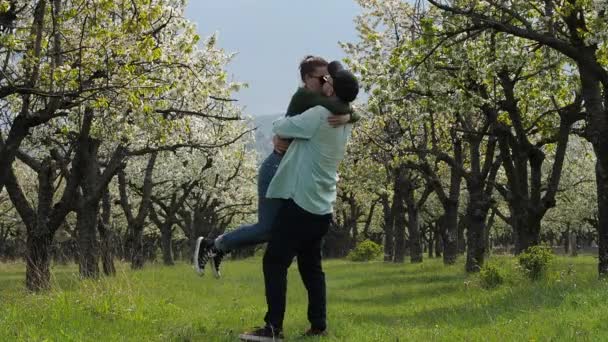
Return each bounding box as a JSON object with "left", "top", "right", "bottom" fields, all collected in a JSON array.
[
  {"left": 332, "top": 272, "right": 466, "bottom": 290},
  {"left": 331, "top": 282, "right": 461, "bottom": 306},
  {"left": 337, "top": 281, "right": 602, "bottom": 331},
  {"left": 0, "top": 264, "right": 94, "bottom": 295}
]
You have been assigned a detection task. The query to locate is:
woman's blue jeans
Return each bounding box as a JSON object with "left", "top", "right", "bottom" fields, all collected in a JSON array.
[{"left": 215, "top": 152, "right": 283, "bottom": 251}]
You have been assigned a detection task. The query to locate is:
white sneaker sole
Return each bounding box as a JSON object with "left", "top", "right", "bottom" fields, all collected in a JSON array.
[
  {"left": 194, "top": 236, "right": 205, "bottom": 276},
  {"left": 210, "top": 254, "right": 221, "bottom": 279},
  {"left": 238, "top": 334, "right": 283, "bottom": 342}
]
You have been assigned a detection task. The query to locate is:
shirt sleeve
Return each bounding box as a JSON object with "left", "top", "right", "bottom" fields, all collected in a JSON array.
[{"left": 272, "top": 106, "right": 325, "bottom": 139}]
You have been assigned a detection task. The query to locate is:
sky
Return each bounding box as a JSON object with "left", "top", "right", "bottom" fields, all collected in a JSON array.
[{"left": 185, "top": 1, "right": 363, "bottom": 117}]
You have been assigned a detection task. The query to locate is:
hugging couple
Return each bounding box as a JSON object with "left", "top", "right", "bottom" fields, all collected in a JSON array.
[{"left": 194, "top": 55, "right": 360, "bottom": 341}]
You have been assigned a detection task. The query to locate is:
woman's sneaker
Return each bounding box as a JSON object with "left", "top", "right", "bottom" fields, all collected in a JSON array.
[
  {"left": 239, "top": 325, "right": 284, "bottom": 342},
  {"left": 209, "top": 247, "right": 225, "bottom": 279},
  {"left": 193, "top": 237, "right": 211, "bottom": 275}
]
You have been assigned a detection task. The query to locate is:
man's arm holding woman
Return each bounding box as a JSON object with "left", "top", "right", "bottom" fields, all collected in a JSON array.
[{"left": 272, "top": 106, "right": 325, "bottom": 140}]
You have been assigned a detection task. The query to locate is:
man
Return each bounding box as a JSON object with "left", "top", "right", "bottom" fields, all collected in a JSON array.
[
  {"left": 193, "top": 58, "right": 355, "bottom": 278},
  {"left": 239, "top": 68, "right": 359, "bottom": 342}
]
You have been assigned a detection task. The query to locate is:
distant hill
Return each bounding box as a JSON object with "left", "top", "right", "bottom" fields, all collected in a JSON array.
[{"left": 247, "top": 113, "right": 281, "bottom": 163}]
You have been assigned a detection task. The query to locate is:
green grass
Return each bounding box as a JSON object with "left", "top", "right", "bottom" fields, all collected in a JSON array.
[{"left": 1, "top": 256, "right": 607, "bottom": 341}]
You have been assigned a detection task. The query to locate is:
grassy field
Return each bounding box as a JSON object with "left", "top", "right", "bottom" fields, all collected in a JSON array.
[{"left": 1, "top": 255, "right": 607, "bottom": 341}]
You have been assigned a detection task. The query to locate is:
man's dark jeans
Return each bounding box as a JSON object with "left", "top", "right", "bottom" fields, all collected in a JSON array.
[{"left": 263, "top": 199, "right": 331, "bottom": 331}]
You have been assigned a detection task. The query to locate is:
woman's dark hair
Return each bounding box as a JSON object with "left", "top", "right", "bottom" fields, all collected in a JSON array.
[{"left": 299, "top": 55, "right": 328, "bottom": 81}]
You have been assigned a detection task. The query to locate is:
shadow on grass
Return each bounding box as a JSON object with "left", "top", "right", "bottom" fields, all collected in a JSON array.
[
  {"left": 0, "top": 264, "right": 113, "bottom": 295},
  {"left": 332, "top": 272, "right": 466, "bottom": 291},
  {"left": 336, "top": 280, "right": 604, "bottom": 331},
  {"left": 331, "top": 283, "right": 461, "bottom": 309}
]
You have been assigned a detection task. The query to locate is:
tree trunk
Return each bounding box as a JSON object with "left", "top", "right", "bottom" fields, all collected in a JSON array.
[
  {"left": 76, "top": 202, "right": 100, "bottom": 279},
  {"left": 0, "top": 235, "right": 4, "bottom": 259},
  {"left": 6, "top": 157, "right": 56, "bottom": 291},
  {"left": 406, "top": 205, "right": 422, "bottom": 263},
  {"left": 172, "top": 241, "right": 182, "bottom": 261},
  {"left": 569, "top": 229, "right": 578, "bottom": 257},
  {"left": 563, "top": 229, "right": 570, "bottom": 254},
  {"left": 351, "top": 218, "right": 358, "bottom": 247},
  {"left": 25, "top": 232, "right": 53, "bottom": 291},
  {"left": 513, "top": 211, "right": 542, "bottom": 253},
  {"left": 403, "top": 174, "right": 423, "bottom": 264},
  {"left": 393, "top": 171, "right": 407, "bottom": 263},
  {"left": 28, "top": 160, "right": 55, "bottom": 291},
  {"left": 346, "top": 193, "right": 360, "bottom": 248},
  {"left": 381, "top": 194, "right": 395, "bottom": 261},
  {"left": 464, "top": 181, "right": 488, "bottom": 273},
  {"left": 76, "top": 135, "right": 102, "bottom": 279},
  {"left": 427, "top": 228, "right": 434, "bottom": 258},
  {"left": 392, "top": 203, "right": 406, "bottom": 263},
  {"left": 596, "top": 155, "right": 608, "bottom": 275},
  {"left": 149, "top": 178, "right": 198, "bottom": 267},
  {"left": 362, "top": 200, "right": 377, "bottom": 240},
  {"left": 191, "top": 208, "right": 205, "bottom": 254},
  {"left": 485, "top": 209, "right": 496, "bottom": 257},
  {"left": 160, "top": 223, "right": 174, "bottom": 266},
  {"left": 574, "top": 61, "right": 608, "bottom": 277},
  {"left": 118, "top": 153, "right": 157, "bottom": 270},
  {"left": 435, "top": 226, "right": 443, "bottom": 258},
  {"left": 177, "top": 210, "right": 195, "bottom": 254},
  {"left": 98, "top": 224, "right": 115, "bottom": 276},
  {"left": 442, "top": 201, "right": 459, "bottom": 264},
  {"left": 465, "top": 214, "right": 485, "bottom": 272},
  {"left": 457, "top": 216, "right": 466, "bottom": 254},
  {"left": 98, "top": 191, "right": 115, "bottom": 276},
  {"left": 128, "top": 224, "right": 145, "bottom": 269},
  {"left": 443, "top": 136, "right": 463, "bottom": 264}
]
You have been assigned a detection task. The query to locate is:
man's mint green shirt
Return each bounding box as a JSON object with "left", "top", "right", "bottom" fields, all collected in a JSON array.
[{"left": 266, "top": 105, "right": 353, "bottom": 215}]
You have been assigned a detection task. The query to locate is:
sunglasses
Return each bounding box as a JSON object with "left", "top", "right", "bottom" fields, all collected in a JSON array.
[{"left": 317, "top": 75, "right": 331, "bottom": 86}]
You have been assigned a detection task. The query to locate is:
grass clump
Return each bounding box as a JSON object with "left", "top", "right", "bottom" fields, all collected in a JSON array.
[
  {"left": 479, "top": 263, "right": 504, "bottom": 289},
  {"left": 347, "top": 239, "right": 382, "bottom": 261},
  {"left": 518, "top": 245, "right": 554, "bottom": 280}
]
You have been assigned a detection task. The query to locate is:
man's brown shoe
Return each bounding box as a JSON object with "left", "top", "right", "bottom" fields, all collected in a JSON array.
[{"left": 303, "top": 327, "right": 327, "bottom": 337}]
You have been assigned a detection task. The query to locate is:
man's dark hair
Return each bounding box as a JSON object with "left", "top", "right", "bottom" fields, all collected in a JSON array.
[
  {"left": 333, "top": 69, "right": 359, "bottom": 103},
  {"left": 328, "top": 60, "right": 344, "bottom": 78},
  {"left": 299, "top": 55, "right": 328, "bottom": 81}
]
